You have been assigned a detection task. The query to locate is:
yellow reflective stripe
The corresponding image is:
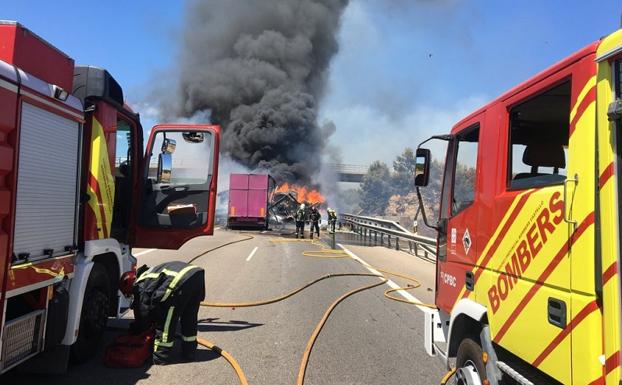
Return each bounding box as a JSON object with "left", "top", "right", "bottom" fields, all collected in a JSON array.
[
  {"left": 136, "top": 268, "right": 178, "bottom": 282},
  {"left": 154, "top": 340, "right": 174, "bottom": 348},
  {"left": 136, "top": 272, "right": 158, "bottom": 282},
  {"left": 160, "top": 265, "right": 199, "bottom": 302},
  {"left": 161, "top": 306, "right": 175, "bottom": 343},
  {"left": 181, "top": 335, "right": 197, "bottom": 342}
]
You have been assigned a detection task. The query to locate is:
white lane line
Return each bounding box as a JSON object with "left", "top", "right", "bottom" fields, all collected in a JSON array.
[
  {"left": 246, "top": 246, "right": 259, "bottom": 262},
  {"left": 134, "top": 249, "right": 156, "bottom": 257},
  {"left": 338, "top": 243, "right": 434, "bottom": 314},
  {"left": 215, "top": 226, "right": 221, "bottom": 230}
]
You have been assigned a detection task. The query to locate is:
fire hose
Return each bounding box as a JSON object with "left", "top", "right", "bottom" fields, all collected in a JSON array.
[
  {"left": 196, "top": 337, "right": 249, "bottom": 385},
  {"left": 190, "top": 234, "right": 436, "bottom": 385}
]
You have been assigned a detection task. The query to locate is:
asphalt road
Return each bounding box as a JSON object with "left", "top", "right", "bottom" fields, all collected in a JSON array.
[{"left": 6, "top": 228, "right": 445, "bottom": 385}]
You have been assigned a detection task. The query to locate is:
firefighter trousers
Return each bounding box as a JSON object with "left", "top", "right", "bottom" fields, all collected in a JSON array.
[
  {"left": 154, "top": 270, "right": 206, "bottom": 362},
  {"left": 295, "top": 221, "right": 305, "bottom": 238},
  {"left": 310, "top": 221, "right": 320, "bottom": 238}
]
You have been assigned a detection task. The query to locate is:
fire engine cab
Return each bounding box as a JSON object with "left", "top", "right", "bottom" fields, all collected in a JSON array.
[
  {"left": 416, "top": 27, "right": 622, "bottom": 384},
  {"left": 0, "top": 21, "right": 220, "bottom": 373}
]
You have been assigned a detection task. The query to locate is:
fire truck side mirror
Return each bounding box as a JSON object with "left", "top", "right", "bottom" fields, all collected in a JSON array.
[
  {"left": 161, "top": 138, "right": 177, "bottom": 154},
  {"left": 157, "top": 153, "right": 172, "bottom": 184},
  {"left": 157, "top": 138, "right": 176, "bottom": 183},
  {"left": 414, "top": 148, "right": 431, "bottom": 187}
]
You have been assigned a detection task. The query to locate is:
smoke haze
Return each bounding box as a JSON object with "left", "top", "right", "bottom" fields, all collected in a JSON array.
[{"left": 168, "top": 0, "right": 350, "bottom": 184}]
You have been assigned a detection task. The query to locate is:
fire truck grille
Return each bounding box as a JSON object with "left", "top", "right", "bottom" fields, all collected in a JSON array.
[{"left": 1, "top": 309, "right": 45, "bottom": 371}]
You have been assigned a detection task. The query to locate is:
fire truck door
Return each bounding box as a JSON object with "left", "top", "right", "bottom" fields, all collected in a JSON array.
[
  {"left": 436, "top": 125, "right": 480, "bottom": 312},
  {"left": 132, "top": 124, "right": 220, "bottom": 249},
  {"left": 593, "top": 53, "right": 622, "bottom": 385}
]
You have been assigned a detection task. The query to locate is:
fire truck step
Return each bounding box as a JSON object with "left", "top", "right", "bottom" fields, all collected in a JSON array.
[{"left": 0, "top": 310, "right": 45, "bottom": 373}]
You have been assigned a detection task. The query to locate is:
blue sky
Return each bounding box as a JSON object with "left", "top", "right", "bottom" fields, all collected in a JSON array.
[
  {"left": 5, "top": 1, "right": 622, "bottom": 165},
  {"left": 3, "top": 1, "right": 183, "bottom": 103}
]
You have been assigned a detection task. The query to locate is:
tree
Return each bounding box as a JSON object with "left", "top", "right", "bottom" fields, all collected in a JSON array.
[
  {"left": 359, "top": 161, "right": 394, "bottom": 215},
  {"left": 385, "top": 157, "right": 445, "bottom": 236},
  {"left": 339, "top": 188, "right": 362, "bottom": 214},
  {"left": 392, "top": 148, "right": 417, "bottom": 196}
]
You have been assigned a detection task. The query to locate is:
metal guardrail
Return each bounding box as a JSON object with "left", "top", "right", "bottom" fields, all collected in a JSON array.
[{"left": 340, "top": 213, "right": 437, "bottom": 261}]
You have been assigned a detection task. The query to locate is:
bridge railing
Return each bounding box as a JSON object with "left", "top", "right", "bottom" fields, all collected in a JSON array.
[
  {"left": 326, "top": 163, "right": 369, "bottom": 174},
  {"left": 339, "top": 213, "right": 437, "bottom": 261}
]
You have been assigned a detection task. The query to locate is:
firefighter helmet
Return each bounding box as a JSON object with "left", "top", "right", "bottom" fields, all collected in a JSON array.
[{"left": 119, "top": 270, "right": 137, "bottom": 297}]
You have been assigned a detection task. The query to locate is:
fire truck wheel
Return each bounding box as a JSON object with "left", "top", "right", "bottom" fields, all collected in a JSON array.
[
  {"left": 71, "top": 263, "right": 111, "bottom": 363},
  {"left": 455, "top": 337, "right": 488, "bottom": 385}
]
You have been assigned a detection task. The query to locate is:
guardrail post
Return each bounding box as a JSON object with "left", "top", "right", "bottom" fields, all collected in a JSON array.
[
  {"left": 395, "top": 237, "right": 400, "bottom": 251},
  {"left": 414, "top": 242, "right": 419, "bottom": 256},
  {"left": 380, "top": 233, "right": 384, "bottom": 245},
  {"left": 374, "top": 231, "right": 378, "bottom": 244},
  {"left": 387, "top": 235, "right": 391, "bottom": 248}
]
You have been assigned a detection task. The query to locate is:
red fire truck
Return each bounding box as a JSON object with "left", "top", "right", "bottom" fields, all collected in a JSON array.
[
  {"left": 415, "top": 27, "right": 622, "bottom": 384},
  {"left": 0, "top": 21, "right": 220, "bottom": 373}
]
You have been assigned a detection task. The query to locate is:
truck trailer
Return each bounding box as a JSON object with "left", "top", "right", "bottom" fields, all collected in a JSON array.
[
  {"left": 227, "top": 173, "right": 275, "bottom": 229},
  {"left": 0, "top": 21, "right": 220, "bottom": 373},
  {"left": 415, "top": 26, "right": 622, "bottom": 385}
]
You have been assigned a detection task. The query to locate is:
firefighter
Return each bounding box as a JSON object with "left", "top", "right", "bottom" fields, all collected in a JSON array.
[
  {"left": 327, "top": 207, "right": 337, "bottom": 233},
  {"left": 119, "top": 261, "right": 205, "bottom": 365},
  {"left": 295, "top": 203, "right": 306, "bottom": 238},
  {"left": 309, "top": 206, "right": 321, "bottom": 239}
]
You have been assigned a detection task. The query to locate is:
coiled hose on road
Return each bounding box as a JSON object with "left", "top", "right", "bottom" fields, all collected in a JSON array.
[{"left": 191, "top": 234, "right": 436, "bottom": 385}]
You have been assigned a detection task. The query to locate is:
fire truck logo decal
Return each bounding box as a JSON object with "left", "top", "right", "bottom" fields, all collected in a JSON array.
[
  {"left": 493, "top": 211, "right": 595, "bottom": 343},
  {"left": 451, "top": 228, "right": 457, "bottom": 244},
  {"left": 487, "top": 192, "right": 564, "bottom": 315},
  {"left": 456, "top": 189, "right": 536, "bottom": 304},
  {"left": 462, "top": 229, "right": 471, "bottom": 255}
]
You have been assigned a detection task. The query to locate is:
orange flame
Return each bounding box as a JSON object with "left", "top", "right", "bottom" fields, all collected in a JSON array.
[{"left": 275, "top": 183, "right": 326, "bottom": 204}]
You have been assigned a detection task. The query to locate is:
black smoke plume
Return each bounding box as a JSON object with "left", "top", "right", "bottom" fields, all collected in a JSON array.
[{"left": 170, "top": 0, "right": 349, "bottom": 184}]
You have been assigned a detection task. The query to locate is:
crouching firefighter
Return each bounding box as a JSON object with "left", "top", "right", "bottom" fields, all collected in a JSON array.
[{"left": 120, "top": 261, "right": 205, "bottom": 365}]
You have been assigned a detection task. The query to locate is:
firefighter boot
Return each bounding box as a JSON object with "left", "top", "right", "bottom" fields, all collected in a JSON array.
[
  {"left": 152, "top": 342, "right": 174, "bottom": 365},
  {"left": 153, "top": 328, "right": 175, "bottom": 365}
]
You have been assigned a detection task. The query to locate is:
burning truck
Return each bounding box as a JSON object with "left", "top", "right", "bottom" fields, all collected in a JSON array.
[
  {"left": 226, "top": 174, "right": 326, "bottom": 231},
  {"left": 227, "top": 173, "right": 276, "bottom": 229}
]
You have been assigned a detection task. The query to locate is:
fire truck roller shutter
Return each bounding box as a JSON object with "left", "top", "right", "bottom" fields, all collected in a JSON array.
[{"left": 13, "top": 103, "right": 80, "bottom": 261}]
